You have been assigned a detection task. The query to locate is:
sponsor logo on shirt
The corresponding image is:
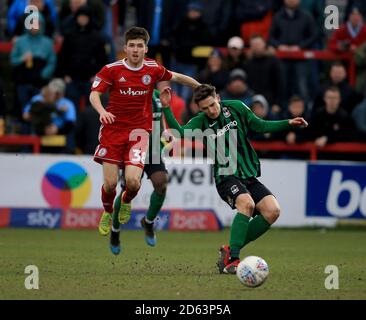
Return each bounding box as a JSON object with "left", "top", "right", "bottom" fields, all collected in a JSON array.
[
  {"left": 208, "top": 120, "right": 238, "bottom": 140},
  {"left": 119, "top": 76, "right": 127, "bottom": 82},
  {"left": 119, "top": 88, "right": 149, "bottom": 96},
  {"left": 142, "top": 75, "right": 152, "bottom": 85}
]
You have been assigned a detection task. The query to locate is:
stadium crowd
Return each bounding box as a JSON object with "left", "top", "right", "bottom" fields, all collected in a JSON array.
[{"left": 0, "top": 0, "right": 366, "bottom": 156}]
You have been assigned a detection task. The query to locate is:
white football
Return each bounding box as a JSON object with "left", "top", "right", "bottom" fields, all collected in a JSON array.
[{"left": 236, "top": 256, "right": 269, "bottom": 287}]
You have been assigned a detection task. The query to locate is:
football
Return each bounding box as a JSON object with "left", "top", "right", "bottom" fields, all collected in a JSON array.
[{"left": 236, "top": 256, "right": 269, "bottom": 287}]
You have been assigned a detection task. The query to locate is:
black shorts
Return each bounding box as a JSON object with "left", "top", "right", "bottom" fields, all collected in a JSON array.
[
  {"left": 143, "top": 162, "right": 168, "bottom": 179},
  {"left": 216, "top": 176, "right": 273, "bottom": 209}
]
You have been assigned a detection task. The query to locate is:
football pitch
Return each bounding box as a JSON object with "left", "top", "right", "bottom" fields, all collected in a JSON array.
[{"left": 0, "top": 228, "right": 365, "bottom": 300}]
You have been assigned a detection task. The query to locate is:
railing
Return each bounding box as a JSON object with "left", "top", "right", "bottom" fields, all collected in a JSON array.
[
  {"left": 252, "top": 141, "right": 366, "bottom": 161},
  {"left": 0, "top": 135, "right": 41, "bottom": 153},
  {"left": 180, "top": 139, "right": 366, "bottom": 161},
  {"left": 0, "top": 135, "right": 365, "bottom": 160}
]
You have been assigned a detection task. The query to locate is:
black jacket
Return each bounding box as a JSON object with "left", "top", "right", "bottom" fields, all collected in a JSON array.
[{"left": 269, "top": 7, "right": 318, "bottom": 49}]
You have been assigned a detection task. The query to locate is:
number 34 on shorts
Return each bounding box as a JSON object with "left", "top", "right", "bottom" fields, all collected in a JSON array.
[{"left": 130, "top": 148, "right": 147, "bottom": 165}]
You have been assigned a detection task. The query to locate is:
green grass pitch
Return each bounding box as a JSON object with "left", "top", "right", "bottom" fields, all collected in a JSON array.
[{"left": 0, "top": 228, "right": 365, "bottom": 300}]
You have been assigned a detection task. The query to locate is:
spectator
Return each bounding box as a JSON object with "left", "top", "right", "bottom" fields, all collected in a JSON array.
[
  {"left": 312, "top": 62, "right": 363, "bottom": 114},
  {"left": 351, "top": 98, "right": 366, "bottom": 140},
  {"left": 170, "top": 1, "right": 211, "bottom": 103},
  {"left": 245, "top": 34, "right": 286, "bottom": 114},
  {"left": 279, "top": 95, "right": 309, "bottom": 144},
  {"left": 328, "top": 6, "right": 366, "bottom": 53},
  {"left": 269, "top": 0, "right": 318, "bottom": 102},
  {"left": 7, "top": 0, "right": 58, "bottom": 38},
  {"left": 57, "top": 5, "right": 109, "bottom": 111},
  {"left": 310, "top": 87, "right": 355, "bottom": 147},
  {"left": 248, "top": 94, "right": 275, "bottom": 141},
  {"left": 220, "top": 68, "right": 255, "bottom": 106},
  {"left": 354, "top": 41, "right": 366, "bottom": 94},
  {"left": 23, "top": 79, "right": 76, "bottom": 148},
  {"left": 223, "top": 36, "right": 247, "bottom": 71},
  {"left": 59, "top": 0, "right": 105, "bottom": 35},
  {"left": 10, "top": 13, "right": 56, "bottom": 118},
  {"left": 300, "top": 0, "right": 325, "bottom": 47},
  {"left": 345, "top": 0, "right": 366, "bottom": 21},
  {"left": 198, "top": 49, "right": 230, "bottom": 93}
]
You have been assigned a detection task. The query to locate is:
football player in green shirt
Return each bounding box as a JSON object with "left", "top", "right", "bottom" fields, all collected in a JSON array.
[{"left": 160, "top": 84, "right": 308, "bottom": 274}]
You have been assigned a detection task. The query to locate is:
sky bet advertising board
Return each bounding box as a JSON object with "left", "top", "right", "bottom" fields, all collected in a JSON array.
[{"left": 306, "top": 164, "right": 366, "bottom": 219}]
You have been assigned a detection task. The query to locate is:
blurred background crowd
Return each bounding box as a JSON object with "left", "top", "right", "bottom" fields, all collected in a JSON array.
[{"left": 0, "top": 0, "right": 366, "bottom": 158}]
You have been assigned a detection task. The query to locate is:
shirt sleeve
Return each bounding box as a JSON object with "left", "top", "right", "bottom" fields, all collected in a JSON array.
[
  {"left": 237, "top": 101, "right": 291, "bottom": 133},
  {"left": 91, "top": 66, "right": 113, "bottom": 93},
  {"left": 157, "top": 63, "right": 173, "bottom": 81},
  {"left": 163, "top": 107, "right": 203, "bottom": 137}
]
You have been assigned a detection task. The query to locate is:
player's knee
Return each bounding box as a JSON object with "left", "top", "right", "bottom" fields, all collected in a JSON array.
[
  {"left": 265, "top": 205, "right": 281, "bottom": 224},
  {"left": 126, "top": 177, "right": 141, "bottom": 192},
  {"left": 104, "top": 178, "right": 117, "bottom": 192},
  {"left": 235, "top": 195, "right": 255, "bottom": 215},
  {"left": 153, "top": 179, "right": 168, "bottom": 195}
]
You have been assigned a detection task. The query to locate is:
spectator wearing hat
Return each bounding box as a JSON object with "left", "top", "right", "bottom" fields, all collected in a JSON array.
[
  {"left": 220, "top": 68, "right": 255, "bottom": 106},
  {"left": 328, "top": 6, "right": 366, "bottom": 53},
  {"left": 198, "top": 49, "right": 230, "bottom": 92},
  {"left": 223, "top": 36, "right": 247, "bottom": 71},
  {"left": 248, "top": 94, "right": 276, "bottom": 142}
]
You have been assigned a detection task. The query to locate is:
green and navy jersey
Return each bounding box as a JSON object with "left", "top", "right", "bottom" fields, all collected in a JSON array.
[
  {"left": 163, "top": 100, "right": 292, "bottom": 184},
  {"left": 149, "top": 89, "right": 164, "bottom": 157}
]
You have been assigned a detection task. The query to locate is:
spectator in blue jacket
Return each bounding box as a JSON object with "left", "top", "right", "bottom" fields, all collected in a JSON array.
[
  {"left": 10, "top": 13, "right": 56, "bottom": 118},
  {"left": 7, "top": 0, "right": 58, "bottom": 38}
]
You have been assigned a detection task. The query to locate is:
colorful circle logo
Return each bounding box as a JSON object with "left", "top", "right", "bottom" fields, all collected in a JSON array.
[{"left": 42, "top": 162, "right": 91, "bottom": 208}]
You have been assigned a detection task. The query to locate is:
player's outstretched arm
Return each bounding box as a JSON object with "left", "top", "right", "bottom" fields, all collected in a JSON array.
[
  {"left": 170, "top": 71, "right": 201, "bottom": 88},
  {"left": 289, "top": 117, "right": 308, "bottom": 128},
  {"left": 89, "top": 91, "right": 116, "bottom": 124}
]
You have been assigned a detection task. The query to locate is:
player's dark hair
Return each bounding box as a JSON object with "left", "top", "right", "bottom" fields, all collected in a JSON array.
[
  {"left": 125, "top": 26, "right": 150, "bottom": 44},
  {"left": 193, "top": 84, "right": 217, "bottom": 104}
]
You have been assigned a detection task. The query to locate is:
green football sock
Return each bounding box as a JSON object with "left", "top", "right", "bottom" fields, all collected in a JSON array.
[
  {"left": 112, "top": 192, "right": 121, "bottom": 230},
  {"left": 243, "top": 214, "right": 271, "bottom": 247},
  {"left": 146, "top": 191, "right": 166, "bottom": 222},
  {"left": 229, "top": 213, "right": 250, "bottom": 258}
]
